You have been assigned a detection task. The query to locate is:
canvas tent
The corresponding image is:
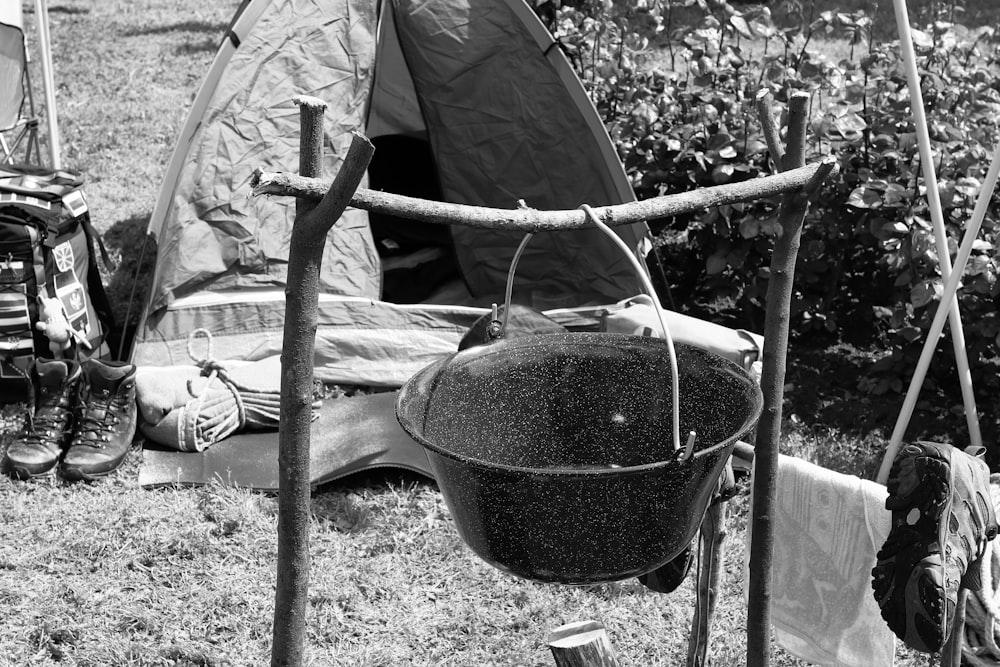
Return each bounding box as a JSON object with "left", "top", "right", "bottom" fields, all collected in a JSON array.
[
  {"left": 133, "top": 0, "right": 767, "bottom": 488},
  {"left": 130, "top": 0, "right": 661, "bottom": 386}
]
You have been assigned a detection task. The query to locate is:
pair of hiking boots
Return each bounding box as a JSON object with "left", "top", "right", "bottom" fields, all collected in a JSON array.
[
  {"left": 873, "top": 441, "right": 999, "bottom": 654},
  {"left": 2, "top": 357, "right": 137, "bottom": 482}
]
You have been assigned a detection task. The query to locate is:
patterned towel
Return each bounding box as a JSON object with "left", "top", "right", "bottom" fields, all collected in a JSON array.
[{"left": 746, "top": 455, "right": 896, "bottom": 666}]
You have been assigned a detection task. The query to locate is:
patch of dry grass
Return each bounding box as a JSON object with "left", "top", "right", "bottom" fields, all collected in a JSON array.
[
  {"left": 0, "top": 1, "right": 941, "bottom": 665},
  {"left": 0, "top": 434, "right": 929, "bottom": 666}
]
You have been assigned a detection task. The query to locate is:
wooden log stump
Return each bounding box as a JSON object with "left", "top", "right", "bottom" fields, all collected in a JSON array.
[{"left": 546, "top": 621, "right": 622, "bottom": 667}]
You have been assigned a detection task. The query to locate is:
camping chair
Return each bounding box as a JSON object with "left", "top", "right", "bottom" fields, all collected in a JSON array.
[{"left": 0, "top": 2, "right": 41, "bottom": 165}]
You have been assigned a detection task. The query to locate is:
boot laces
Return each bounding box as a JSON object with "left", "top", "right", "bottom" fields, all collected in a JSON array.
[
  {"left": 21, "top": 386, "right": 72, "bottom": 446},
  {"left": 74, "top": 389, "right": 124, "bottom": 449}
]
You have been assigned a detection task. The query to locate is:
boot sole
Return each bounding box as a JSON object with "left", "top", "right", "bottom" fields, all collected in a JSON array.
[
  {"left": 59, "top": 463, "right": 123, "bottom": 483},
  {"left": 58, "top": 447, "right": 133, "bottom": 483},
  {"left": 871, "top": 442, "right": 995, "bottom": 653},
  {"left": 59, "top": 467, "right": 108, "bottom": 482},
  {"left": 3, "top": 458, "right": 59, "bottom": 480}
]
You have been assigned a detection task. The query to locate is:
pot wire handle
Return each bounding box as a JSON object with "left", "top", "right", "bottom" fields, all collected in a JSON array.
[
  {"left": 495, "top": 232, "right": 535, "bottom": 341},
  {"left": 496, "top": 207, "right": 687, "bottom": 457},
  {"left": 578, "top": 204, "right": 686, "bottom": 458}
]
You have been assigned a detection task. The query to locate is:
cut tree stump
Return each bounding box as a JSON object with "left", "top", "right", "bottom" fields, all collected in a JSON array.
[{"left": 546, "top": 620, "right": 622, "bottom": 667}]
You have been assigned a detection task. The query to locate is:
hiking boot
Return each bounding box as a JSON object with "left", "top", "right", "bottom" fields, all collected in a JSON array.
[
  {"left": 60, "top": 360, "right": 137, "bottom": 482},
  {"left": 871, "top": 441, "right": 998, "bottom": 653},
  {"left": 2, "top": 358, "right": 82, "bottom": 479}
]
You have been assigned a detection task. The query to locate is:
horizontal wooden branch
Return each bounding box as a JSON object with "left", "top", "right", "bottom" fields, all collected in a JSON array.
[{"left": 250, "top": 158, "right": 838, "bottom": 232}]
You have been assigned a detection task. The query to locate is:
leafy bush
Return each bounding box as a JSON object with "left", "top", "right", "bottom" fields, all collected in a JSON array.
[{"left": 536, "top": 0, "right": 1000, "bottom": 420}]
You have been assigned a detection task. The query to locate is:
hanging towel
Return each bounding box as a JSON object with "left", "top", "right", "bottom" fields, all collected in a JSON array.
[{"left": 745, "top": 454, "right": 895, "bottom": 667}]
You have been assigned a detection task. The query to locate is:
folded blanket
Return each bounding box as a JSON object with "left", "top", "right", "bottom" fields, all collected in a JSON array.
[{"left": 136, "top": 355, "right": 316, "bottom": 452}]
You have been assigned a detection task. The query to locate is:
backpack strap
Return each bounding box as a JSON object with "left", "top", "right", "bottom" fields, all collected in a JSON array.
[{"left": 77, "top": 215, "right": 117, "bottom": 341}]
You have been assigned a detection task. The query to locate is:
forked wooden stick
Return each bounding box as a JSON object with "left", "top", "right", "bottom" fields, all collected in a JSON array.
[
  {"left": 265, "top": 92, "right": 838, "bottom": 667},
  {"left": 746, "top": 90, "right": 814, "bottom": 667},
  {"left": 270, "top": 97, "right": 374, "bottom": 667},
  {"left": 687, "top": 500, "right": 728, "bottom": 667}
]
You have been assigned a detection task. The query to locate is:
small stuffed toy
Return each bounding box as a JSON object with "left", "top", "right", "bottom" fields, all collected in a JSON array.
[{"left": 36, "top": 295, "right": 89, "bottom": 358}]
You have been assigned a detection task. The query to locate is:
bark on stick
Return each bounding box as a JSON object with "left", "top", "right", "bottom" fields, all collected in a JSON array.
[
  {"left": 271, "top": 97, "right": 374, "bottom": 667},
  {"left": 251, "top": 162, "right": 834, "bottom": 232},
  {"left": 746, "top": 90, "right": 813, "bottom": 667}
]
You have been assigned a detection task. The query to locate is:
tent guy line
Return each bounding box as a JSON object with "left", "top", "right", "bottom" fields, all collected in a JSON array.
[{"left": 250, "top": 158, "right": 837, "bottom": 232}]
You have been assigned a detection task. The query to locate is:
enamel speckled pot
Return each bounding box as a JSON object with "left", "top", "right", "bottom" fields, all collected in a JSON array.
[{"left": 396, "top": 333, "right": 763, "bottom": 585}]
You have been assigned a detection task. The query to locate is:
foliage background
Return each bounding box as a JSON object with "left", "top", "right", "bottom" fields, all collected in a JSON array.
[{"left": 535, "top": 0, "right": 1000, "bottom": 454}]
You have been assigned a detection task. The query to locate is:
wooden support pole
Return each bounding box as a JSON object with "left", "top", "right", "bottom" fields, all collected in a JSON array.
[
  {"left": 270, "top": 97, "right": 374, "bottom": 667},
  {"left": 754, "top": 89, "right": 784, "bottom": 170},
  {"left": 546, "top": 621, "right": 622, "bottom": 667},
  {"left": 250, "top": 161, "right": 834, "bottom": 231},
  {"left": 746, "top": 90, "right": 813, "bottom": 667},
  {"left": 781, "top": 93, "right": 809, "bottom": 173},
  {"left": 687, "top": 500, "right": 728, "bottom": 667},
  {"left": 255, "top": 92, "right": 838, "bottom": 667}
]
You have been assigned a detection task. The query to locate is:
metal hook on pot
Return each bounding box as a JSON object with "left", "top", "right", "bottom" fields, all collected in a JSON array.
[{"left": 490, "top": 231, "right": 535, "bottom": 341}]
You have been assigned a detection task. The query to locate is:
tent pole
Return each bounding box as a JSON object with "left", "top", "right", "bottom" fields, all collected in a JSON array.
[
  {"left": 33, "top": 0, "right": 60, "bottom": 168},
  {"left": 887, "top": 0, "right": 981, "bottom": 453},
  {"left": 270, "top": 98, "right": 373, "bottom": 667},
  {"left": 877, "top": 142, "right": 1000, "bottom": 483}
]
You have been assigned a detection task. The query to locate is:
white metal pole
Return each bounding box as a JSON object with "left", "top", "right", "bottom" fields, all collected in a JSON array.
[
  {"left": 34, "top": 0, "right": 60, "bottom": 169},
  {"left": 877, "top": 143, "right": 1000, "bottom": 483},
  {"left": 885, "top": 0, "right": 982, "bottom": 456}
]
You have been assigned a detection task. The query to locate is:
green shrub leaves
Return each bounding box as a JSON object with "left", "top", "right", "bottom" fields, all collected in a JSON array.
[{"left": 538, "top": 0, "right": 1000, "bottom": 412}]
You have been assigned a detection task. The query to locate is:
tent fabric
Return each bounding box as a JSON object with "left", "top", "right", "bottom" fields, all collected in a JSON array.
[
  {"left": 132, "top": 0, "right": 653, "bottom": 385},
  {"left": 392, "top": 0, "right": 642, "bottom": 308},
  {"left": 365, "top": 4, "right": 424, "bottom": 139},
  {"left": 147, "top": 0, "right": 381, "bottom": 313},
  {"left": 139, "top": 292, "right": 491, "bottom": 387}
]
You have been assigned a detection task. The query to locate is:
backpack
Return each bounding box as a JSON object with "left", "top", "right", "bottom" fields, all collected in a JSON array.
[{"left": 0, "top": 164, "right": 115, "bottom": 401}]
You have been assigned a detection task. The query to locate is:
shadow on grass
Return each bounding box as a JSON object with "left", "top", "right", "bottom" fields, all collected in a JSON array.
[
  {"left": 44, "top": 5, "right": 90, "bottom": 16},
  {"left": 122, "top": 21, "right": 228, "bottom": 37},
  {"left": 121, "top": 21, "right": 228, "bottom": 56},
  {"left": 176, "top": 38, "right": 221, "bottom": 56},
  {"left": 315, "top": 468, "right": 436, "bottom": 498}
]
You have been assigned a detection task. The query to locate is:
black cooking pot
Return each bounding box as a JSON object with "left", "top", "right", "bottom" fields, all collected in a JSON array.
[{"left": 396, "top": 332, "right": 762, "bottom": 585}]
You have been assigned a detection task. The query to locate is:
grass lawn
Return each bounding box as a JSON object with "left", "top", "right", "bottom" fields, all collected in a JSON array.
[{"left": 0, "top": 1, "right": 977, "bottom": 665}]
